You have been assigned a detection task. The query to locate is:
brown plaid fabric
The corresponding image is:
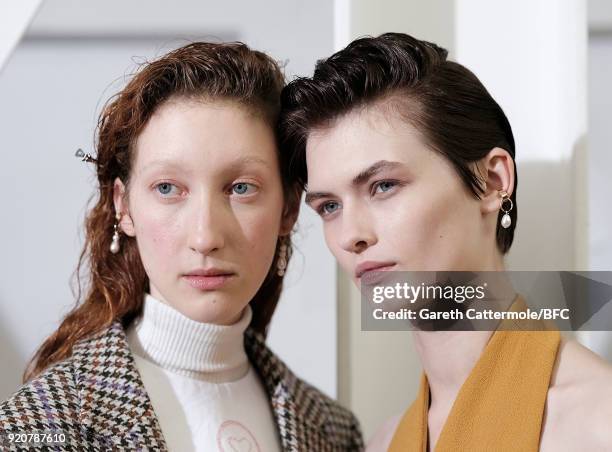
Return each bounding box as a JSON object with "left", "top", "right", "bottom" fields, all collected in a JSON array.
[{"left": 0, "top": 321, "right": 364, "bottom": 451}]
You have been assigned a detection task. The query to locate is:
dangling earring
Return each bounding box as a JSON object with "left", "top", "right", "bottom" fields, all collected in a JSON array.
[
  {"left": 110, "top": 212, "right": 121, "bottom": 254},
  {"left": 276, "top": 237, "right": 288, "bottom": 276},
  {"left": 499, "top": 190, "right": 513, "bottom": 229}
]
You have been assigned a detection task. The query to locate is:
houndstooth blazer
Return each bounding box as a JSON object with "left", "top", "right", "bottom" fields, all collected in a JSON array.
[{"left": 0, "top": 321, "right": 364, "bottom": 451}]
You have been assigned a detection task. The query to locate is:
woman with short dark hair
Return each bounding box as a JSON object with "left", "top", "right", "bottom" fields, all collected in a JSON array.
[{"left": 280, "top": 32, "right": 612, "bottom": 451}]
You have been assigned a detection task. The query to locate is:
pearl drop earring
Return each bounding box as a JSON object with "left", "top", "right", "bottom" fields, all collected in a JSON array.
[
  {"left": 277, "top": 238, "right": 288, "bottom": 276},
  {"left": 110, "top": 212, "right": 121, "bottom": 254},
  {"left": 499, "top": 190, "right": 513, "bottom": 229}
]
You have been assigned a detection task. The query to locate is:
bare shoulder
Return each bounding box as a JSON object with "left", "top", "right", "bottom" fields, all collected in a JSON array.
[
  {"left": 366, "top": 414, "right": 402, "bottom": 452},
  {"left": 553, "top": 336, "right": 612, "bottom": 394},
  {"left": 543, "top": 338, "right": 612, "bottom": 449}
]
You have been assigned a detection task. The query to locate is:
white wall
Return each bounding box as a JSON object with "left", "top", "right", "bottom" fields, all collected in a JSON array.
[
  {"left": 588, "top": 25, "right": 612, "bottom": 272},
  {"left": 580, "top": 8, "right": 612, "bottom": 360},
  {"left": 455, "top": 0, "right": 589, "bottom": 272},
  {"left": 589, "top": 0, "right": 612, "bottom": 31},
  {"left": 0, "top": 0, "right": 42, "bottom": 72},
  {"left": 0, "top": 0, "right": 338, "bottom": 402}
]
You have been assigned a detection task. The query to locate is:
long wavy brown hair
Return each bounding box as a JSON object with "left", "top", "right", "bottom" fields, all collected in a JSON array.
[{"left": 24, "top": 42, "right": 301, "bottom": 382}]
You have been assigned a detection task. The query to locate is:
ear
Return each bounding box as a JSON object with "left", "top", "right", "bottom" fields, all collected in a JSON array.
[
  {"left": 113, "top": 177, "right": 136, "bottom": 237},
  {"left": 279, "top": 187, "right": 301, "bottom": 236},
  {"left": 478, "top": 147, "right": 515, "bottom": 215}
]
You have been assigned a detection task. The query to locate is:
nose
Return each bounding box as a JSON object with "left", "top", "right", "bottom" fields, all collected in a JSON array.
[
  {"left": 339, "top": 202, "right": 377, "bottom": 254},
  {"left": 188, "top": 193, "right": 225, "bottom": 255}
]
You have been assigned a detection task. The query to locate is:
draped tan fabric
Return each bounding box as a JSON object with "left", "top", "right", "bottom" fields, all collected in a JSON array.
[{"left": 389, "top": 296, "right": 560, "bottom": 452}]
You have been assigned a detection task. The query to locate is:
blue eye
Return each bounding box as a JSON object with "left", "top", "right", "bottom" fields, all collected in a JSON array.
[
  {"left": 320, "top": 201, "right": 340, "bottom": 216},
  {"left": 373, "top": 180, "right": 397, "bottom": 194},
  {"left": 231, "top": 182, "right": 256, "bottom": 195},
  {"left": 156, "top": 182, "right": 177, "bottom": 196}
]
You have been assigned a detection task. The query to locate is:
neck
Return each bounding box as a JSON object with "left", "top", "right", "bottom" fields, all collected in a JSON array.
[
  {"left": 413, "top": 329, "right": 493, "bottom": 404},
  {"left": 127, "top": 293, "right": 251, "bottom": 382},
  {"left": 416, "top": 255, "right": 509, "bottom": 404}
]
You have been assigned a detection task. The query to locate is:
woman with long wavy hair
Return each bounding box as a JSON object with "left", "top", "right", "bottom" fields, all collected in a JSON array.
[{"left": 0, "top": 42, "right": 363, "bottom": 451}]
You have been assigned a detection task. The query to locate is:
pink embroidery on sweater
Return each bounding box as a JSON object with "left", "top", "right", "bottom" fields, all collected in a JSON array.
[{"left": 217, "top": 420, "right": 261, "bottom": 452}]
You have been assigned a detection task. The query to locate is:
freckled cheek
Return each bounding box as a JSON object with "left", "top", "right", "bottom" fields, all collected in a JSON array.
[{"left": 134, "top": 214, "right": 184, "bottom": 265}]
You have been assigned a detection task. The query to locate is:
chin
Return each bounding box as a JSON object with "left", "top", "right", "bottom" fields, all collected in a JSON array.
[{"left": 183, "top": 297, "right": 243, "bottom": 325}]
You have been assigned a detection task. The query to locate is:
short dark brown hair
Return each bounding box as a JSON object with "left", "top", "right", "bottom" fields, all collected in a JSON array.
[{"left": 279, "top": 32, "right": 517, "bottom": 254}]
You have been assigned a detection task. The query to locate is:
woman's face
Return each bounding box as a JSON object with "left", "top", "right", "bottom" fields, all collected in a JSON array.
[
  {"left": 114, "top": 98, "right": 288, "bottom": 325},
  {"left": 304, "top": 104, "right": 508, "bottom": 287}
]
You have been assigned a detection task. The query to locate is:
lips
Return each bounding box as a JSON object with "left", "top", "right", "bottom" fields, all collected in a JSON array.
[
  {"left": 183, "top": 268, "right": 235, "bottom": 290},
  {"left": 355, "top": 261, "right": 397, "bottom": 279},
  {"left": 185, "top": 268, "right": 234, "bottom": 277},
  {"left": 354, "top": 261, "right": 396, "bottom": 285}
]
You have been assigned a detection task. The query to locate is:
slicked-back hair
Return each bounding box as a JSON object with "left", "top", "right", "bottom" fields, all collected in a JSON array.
[{"left": 280, "top": 32, "right": 517, "bottom": 254}]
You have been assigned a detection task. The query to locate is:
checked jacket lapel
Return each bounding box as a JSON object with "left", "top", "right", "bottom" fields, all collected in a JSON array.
[
  {"left": 245, "top": 328, "right": 350, "bottom": 452},
  {"left": 72, "top": 322, "right": 168, "bottom": 450}
]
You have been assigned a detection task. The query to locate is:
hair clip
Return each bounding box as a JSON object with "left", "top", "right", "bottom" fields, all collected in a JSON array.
[{"left": 75, "top": 148, "right": 98, "bottom": 163}]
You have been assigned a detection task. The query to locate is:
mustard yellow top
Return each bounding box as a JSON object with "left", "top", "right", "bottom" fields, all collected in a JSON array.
[{"left": 388, "top": 296, "right": 561, "bottom": 452}]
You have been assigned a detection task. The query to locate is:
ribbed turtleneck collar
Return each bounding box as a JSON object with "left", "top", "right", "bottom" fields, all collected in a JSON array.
[{"left": 126, "top": 293, "right": 251, "bottom": 383}]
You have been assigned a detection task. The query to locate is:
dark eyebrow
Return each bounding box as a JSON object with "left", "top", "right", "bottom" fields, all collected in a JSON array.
[
  {"left": 305, "top": 160, "right": 404, "bottom": 206},
  {"left": 305, "top": 191, "right": 334, "bottom": 206},
  {"left": 351, "top": 160, "right": 403, "bottom": 186}
]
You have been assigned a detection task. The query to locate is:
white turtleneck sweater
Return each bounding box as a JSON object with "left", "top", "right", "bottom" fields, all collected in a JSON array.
[{"left": 126, "top": 293, "right": 281, "bottom": 452}]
